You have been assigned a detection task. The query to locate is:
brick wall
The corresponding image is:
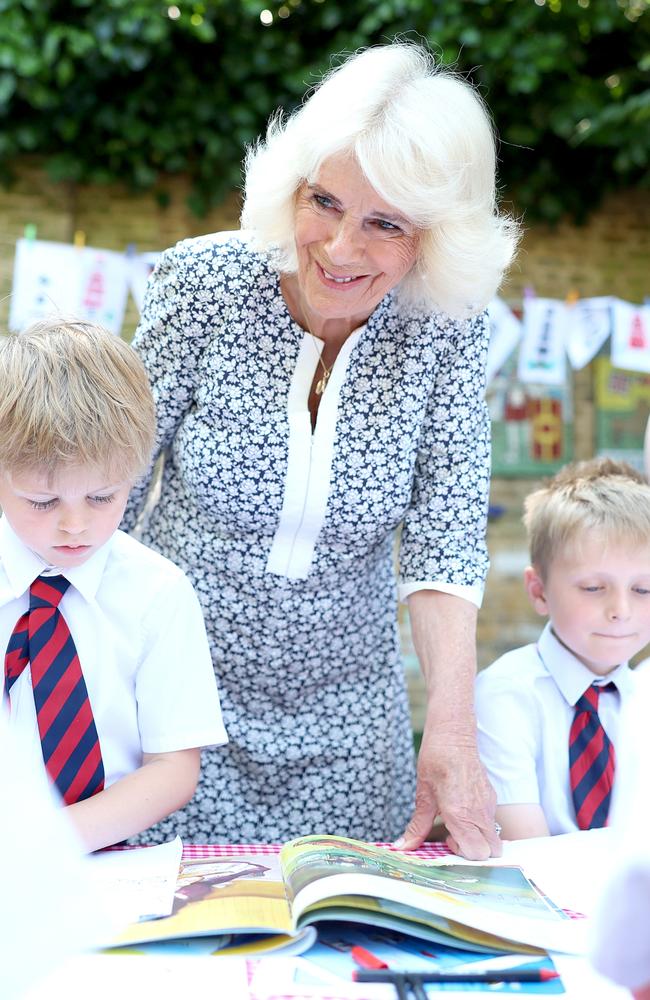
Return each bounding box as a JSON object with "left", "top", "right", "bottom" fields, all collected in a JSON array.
[{"left": 2, "top": 162, "right": 648, "bottom": 725}]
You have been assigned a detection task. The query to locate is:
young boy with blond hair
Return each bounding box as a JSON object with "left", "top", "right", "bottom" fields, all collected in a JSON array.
[
  {"left": 0, "top": 319, "right": 226, "bottom": 851},
  {"left": 476, "top": 457, "right": 650, "bottom": 840}
]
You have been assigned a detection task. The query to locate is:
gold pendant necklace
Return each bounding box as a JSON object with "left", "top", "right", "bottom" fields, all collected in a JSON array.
[
  {"left": 314, "top": 364, "right": 331, "bottom": 396},
  {"left": 301, "top": 303, "right": 353, "bottom": 397},
  {"left": 306, "top": 328, "right": 332, "bottom": 396}
]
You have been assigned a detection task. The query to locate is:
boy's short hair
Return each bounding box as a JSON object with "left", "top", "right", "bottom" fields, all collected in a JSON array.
[
  {"left": 524, "top": 457, "right": 650, "bottom": 579},
  {"left": 0, "top": 318, "right": 155, "bottom": 481}
]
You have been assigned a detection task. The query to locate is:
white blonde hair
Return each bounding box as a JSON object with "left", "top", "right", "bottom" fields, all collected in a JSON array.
[
  {"left": 524, "top": 458, "right": 650, "bottom": 580},
  {"left": 0, "top": 318, "right": 156, "bottom": 481},
  {"left": 241, "top": 41, "right": 519, "bottom": 318}
]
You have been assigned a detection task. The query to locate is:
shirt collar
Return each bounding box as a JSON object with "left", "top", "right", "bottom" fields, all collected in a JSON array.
[
  {"left": 536, "top": 620, "right": 635, "bottom": 706},
  {"left": 0, "top": 515, "right": 112, "bottom": 604}
]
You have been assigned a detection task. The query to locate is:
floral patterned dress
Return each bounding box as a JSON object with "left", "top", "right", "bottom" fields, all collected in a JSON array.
[{"left": 123, "top": 232, "right": 490, "bottom": 844}]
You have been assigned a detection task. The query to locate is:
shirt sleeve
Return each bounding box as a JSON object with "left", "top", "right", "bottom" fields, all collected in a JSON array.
[
  {"left": 135, "top": 568, "right": 228, "bottom": 754},
  {"left": 475, "top": 665, "right": 542, "bottom": 805},
  {"left": 122, "top": 237, "right": 225, "bottom": 530},
  {"left": 398, "top": 311, "right": 491, "bottom": 607}
]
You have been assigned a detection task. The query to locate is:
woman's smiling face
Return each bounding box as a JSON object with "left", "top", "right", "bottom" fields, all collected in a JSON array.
[{"left": 291, "top": 153, "right": 420, "bottom": 329}]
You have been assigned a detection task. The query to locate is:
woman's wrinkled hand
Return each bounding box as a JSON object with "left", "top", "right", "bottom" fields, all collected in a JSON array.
[{"left": 395, "top": 727, "right": 501, "bottom": 860}]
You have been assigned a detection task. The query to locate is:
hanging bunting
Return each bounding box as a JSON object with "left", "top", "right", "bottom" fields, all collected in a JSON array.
[
  {"left": 517, "top": 298, "right": 568, "bottom": 386},
  {"left": 128, "top": 251, "right": 161, "bottom": 312},
  {"left": 611, "top": 300, "right": 650, "bottom": 374},
  {"left": 486, "top": 297, "right": 523, "bottom": 386},
  {"left": 565, "top": 296, "right": 614, "bottom": 370},
  {"left": 9, "top": 239, "right": 80, "bottom": 333},
  {"left": 78, "top": 248, "right": 130, "bottom": 335},
  {"left": 9, "top": 238, "right": 130, "bottom": 336}
]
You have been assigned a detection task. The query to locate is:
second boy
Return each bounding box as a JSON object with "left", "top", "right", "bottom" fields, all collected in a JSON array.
[{"left": 476, "top": 458, "right": 650, "bottom": 839}]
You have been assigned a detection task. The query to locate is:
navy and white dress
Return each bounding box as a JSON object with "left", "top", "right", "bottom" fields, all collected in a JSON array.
[{"left": 123, "top": 232, "right": 490, "bottom": 844}]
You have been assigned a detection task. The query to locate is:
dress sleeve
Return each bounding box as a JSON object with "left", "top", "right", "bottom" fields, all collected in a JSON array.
[
  {"left": 475, "top": 666, "right": 542, "bottom": 806},
  {"left": 121, "top": 238, "right": 224, "bottom": 530},
  {"left": 398, "top": 311, "right": 491, "bottom": 607}
]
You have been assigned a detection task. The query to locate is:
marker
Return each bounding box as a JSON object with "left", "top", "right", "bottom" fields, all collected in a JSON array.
[
  {"left": 350, "top": 945, "right": 389, "bottom": 970},
  {"left": 353, "top": 968, "right": 560, "bottom": 985}
]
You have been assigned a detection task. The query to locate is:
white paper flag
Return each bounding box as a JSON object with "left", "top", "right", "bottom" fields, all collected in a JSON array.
[
  {"left": 486, "top": 297, "right": 523, "bottom": 385},
  {"left": 78, "top": 248, "right": 130, "bottom": 335},
  {"left": 517, "top": 298, "right": 568, "bottom": 386},
  {"left": 128, "top": 251, "right": 162, "bottom": 312},
  {"left": 9, "top": 238, "right": 130, "bottom": 336},
  {"left": 611, "top": 300, "right": 650, "bottom": 373},
  {"left": 9, "top": 239, "right": 80, "bottom": 332},
  {"left": 565, "top": 296, "right": 613, "bottom": 370}
]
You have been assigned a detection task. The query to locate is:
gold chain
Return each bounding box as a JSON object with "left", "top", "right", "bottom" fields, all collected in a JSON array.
[{"left": 304, "top": 325, "right": 332, "bottom": 396}]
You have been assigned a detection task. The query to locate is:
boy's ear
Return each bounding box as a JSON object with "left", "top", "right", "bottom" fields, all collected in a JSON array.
[{"left": 524, "top": 565, "right": 549, "bottom": 617}]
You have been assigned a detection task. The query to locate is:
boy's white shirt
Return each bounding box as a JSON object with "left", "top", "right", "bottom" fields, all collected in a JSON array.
[
  {"left": 0, "top": 516, "right": 227, "bottom": 803},
  {"left": 475, "top": 622, "right": 637, "bottom": 835}
]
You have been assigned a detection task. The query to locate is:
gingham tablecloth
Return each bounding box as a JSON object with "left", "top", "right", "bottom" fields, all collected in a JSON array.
[{"left": 180, "top": 842, "right": 450, "bottom": 860}]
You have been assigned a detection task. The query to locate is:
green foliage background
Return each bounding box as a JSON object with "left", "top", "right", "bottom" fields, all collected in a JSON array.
[{"left": 0, "top": 0, "right": 648, "bottom": 222}]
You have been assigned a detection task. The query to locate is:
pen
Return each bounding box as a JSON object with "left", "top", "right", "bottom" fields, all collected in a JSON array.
[
  {"left": 349, "top": 947, "right": 408, "bottom": 999},
  {"left": 350, "top": 945, "right": 389, "bottom": 970},
  {"left": 353, "top": 968, "right": 560, "bottom": 985}
]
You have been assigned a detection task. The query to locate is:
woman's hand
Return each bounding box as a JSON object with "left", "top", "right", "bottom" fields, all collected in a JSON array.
[
  {"left": 396, "top": 719, "right": 501, "bottom": 858},
  {"left": 399, "top": 589, "right": 501, "bottom": 859}
]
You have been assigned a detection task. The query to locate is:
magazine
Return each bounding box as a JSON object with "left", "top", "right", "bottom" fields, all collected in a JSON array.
[{"left": 109, "top": 835, "right": 583, "bottom": 955}]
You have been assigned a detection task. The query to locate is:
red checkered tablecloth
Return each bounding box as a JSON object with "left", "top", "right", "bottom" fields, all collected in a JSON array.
[{"left": 180, "top": 842, "right": 451, "bottom": 860}]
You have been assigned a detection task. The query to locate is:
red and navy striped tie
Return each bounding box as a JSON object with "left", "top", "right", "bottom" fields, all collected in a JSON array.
[
  {"left": 4, "top": 574, "right": 104, "bottom": 804},
  {"left": 569, "top": 682, "right": 616, "bottom": 830}
]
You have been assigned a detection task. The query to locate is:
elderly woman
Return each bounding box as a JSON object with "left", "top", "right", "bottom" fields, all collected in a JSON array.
[{"left": 123, "top": 41, "right": 518, "bottom": 858}]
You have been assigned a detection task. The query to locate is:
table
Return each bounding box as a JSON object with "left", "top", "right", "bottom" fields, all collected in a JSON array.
[{"left": 26, "top": 836, "right": 630, "bottom": 1000}]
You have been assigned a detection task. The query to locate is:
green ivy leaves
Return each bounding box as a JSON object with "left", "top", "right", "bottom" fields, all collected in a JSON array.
[{"left": 0, "top": 0, "right": 647, "bottom": 223}]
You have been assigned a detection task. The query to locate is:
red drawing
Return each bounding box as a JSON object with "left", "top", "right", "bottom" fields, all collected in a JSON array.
[
  {"left": 82, "top": 260, "right": 105, "bottom": 310},
  {"left": 628, "top": 313, "right": 647, "bottom": 350}
]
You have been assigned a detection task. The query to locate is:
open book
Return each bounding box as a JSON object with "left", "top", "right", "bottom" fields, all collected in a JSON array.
[{"left": 110, "top": 835, "right": 581, "bottom": 955}]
